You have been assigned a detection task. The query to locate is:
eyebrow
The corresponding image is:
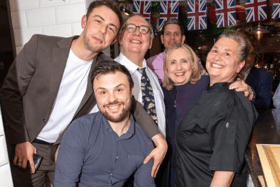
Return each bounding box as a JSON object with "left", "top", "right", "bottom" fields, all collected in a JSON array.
[
  {"left": 95, "top": 83, "right": 127, "bottom": 91},
  {"left": 93, "top": 15, "right": 118, "bottom": 31}
]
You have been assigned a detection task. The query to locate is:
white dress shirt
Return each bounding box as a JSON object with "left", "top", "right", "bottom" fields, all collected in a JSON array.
[{"left": 115, "top": 53, "right": 166, "bottom": 137}]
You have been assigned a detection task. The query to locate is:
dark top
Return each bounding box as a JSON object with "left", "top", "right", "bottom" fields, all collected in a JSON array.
[
  {"left": 246, "top": 66, "right": 273, "bottom": 109},
  {"left": 175, "top": 82, "right": 258, "bottom": 187},
  {"left": 162, "top": 75, "right": 209, "bottom": 167},
  {"left": 54, "top": 112, "right": 155, "bottom": 187}
]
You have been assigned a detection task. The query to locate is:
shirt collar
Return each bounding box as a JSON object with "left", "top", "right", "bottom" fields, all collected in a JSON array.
[
  {"left": 117, "top": 52, "right": 147, "bottom": 74},
  {"left": 120, "top": 115, "right": 135, "bottom": 139},
  {"left": 208, "top": 82, "right": 231, "bottom": 91},
  {"left": 102, "top": 112, "right": 135, "bottom": 139}
]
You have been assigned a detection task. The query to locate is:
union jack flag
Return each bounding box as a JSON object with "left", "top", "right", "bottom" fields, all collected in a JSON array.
[
  {"left": 215, "top": 0, "right": 236, "bottom": 28},
  {"left": 187, "top": 0, "right": 207, "bottom": 30},
  {"left": 158, "top": 0, "right": 179, "bottom": 30},
  {"left": 272, "top": 0, "right": 280, "bottom": 19},
  {"left": 133, "top": 1, "right": 152, "bottom": 23},
  {"left": 245, "top": 0, "right": 267, "bottom": 22}
]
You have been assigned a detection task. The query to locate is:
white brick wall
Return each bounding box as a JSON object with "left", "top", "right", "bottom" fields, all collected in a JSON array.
[
  {"left": 9, "top": 0, "right": 87, "bottom": 54},
  {"left": 0, "top": 107, "right": 13, "bottom": 187}
]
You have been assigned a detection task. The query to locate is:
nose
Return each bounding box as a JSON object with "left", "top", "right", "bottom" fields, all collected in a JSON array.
[
  {"left": 213, "top": 52, "right": 222, "bottom": 61},
  {"left": 100, "top": 25, "right": 107, "bottom": 35},
  {"left": 171, "top": 33, "right": 175, "bottom": 40},
  {"left": 133, "top": 27, "right": 141, "bottom": 35},
  {"left": 176, "top": 62, "right": 182, "bottom": 70},
  {"left": 108, "top": 91, "right": 117, "bottom": 103}
]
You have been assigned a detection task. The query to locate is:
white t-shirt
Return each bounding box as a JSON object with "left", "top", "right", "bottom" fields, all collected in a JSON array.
[{"left": 37, "top": 49, "right": 92, "bottom": 143}]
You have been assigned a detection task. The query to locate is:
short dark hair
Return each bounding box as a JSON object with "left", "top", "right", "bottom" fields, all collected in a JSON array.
[
  {"left": 161, "top": 19, "right": 184, "bottom": 36},
  {"left": 92, "top": 61, "right": 134, "bottom": 90},
  {"left": 86, "top": 0, "right": 123, "bottom": 32}
]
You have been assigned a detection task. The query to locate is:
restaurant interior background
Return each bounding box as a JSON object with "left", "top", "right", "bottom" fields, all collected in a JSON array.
[
  {"left": 114, "top": 0, "right": 280, "bottom": 94},
  {"left": 0, "top": 0, "right": 280, "bottom": 93}
]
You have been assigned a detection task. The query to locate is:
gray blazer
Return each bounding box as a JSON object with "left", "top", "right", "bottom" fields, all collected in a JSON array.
[{"left": 0, "top": 34, "right": 159, "bottom": 146}]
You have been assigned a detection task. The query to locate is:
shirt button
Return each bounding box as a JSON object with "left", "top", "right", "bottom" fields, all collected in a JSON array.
[
  {"left": 43, "top": 118, "right": 47, "bottom": 122},
  {"left": 226, "top": 122, "right": 229, "bottom": 128},
  {"left": 111, "top": 173, "right": 113, "bottom": 176},
  {"left": 116, "top": 156, "right": 118, "bottom": 159}
]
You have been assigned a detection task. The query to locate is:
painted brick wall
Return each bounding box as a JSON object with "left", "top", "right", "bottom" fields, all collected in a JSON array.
[{"left": 9, "top": 0, "right": 87, "bottom": 54}]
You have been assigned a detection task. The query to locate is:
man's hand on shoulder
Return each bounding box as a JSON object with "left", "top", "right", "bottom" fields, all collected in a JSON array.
[
  {"left": 143, "top": 134, "right": 167, "bottom": 178},
  {"left": 229, "top": 78, "right": 254, "bottom": 100},
  {"left": 13, "top": 142, "right": 37, "bottom": 173}
]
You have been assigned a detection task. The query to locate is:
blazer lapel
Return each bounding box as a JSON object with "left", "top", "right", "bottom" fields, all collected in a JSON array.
[{"left": 49, "top": 36, "right": 77, "bottom": 107}]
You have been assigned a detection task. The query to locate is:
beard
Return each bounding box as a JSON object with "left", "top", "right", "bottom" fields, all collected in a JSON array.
[
  {"left": 99, "top": 99, "right": 132, "bottom": 123},
  {"left": 83, "top": 35, "right": 103, "bottom": 54}
]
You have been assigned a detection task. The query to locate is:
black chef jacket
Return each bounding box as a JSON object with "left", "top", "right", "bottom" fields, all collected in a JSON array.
[{"left": 175, "top": 82, "right": 258, "bottom": 187}]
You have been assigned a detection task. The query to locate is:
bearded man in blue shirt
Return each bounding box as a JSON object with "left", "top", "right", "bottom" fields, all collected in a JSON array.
[{"left": 54, "top": 61, "right": 155, "bottom": 187}]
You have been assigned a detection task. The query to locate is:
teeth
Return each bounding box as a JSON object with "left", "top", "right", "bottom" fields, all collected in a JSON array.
[
  {"left": 175, "top": 73, "right": 184, "bottom": 76},
  {"left": 108, "top": 105, "right": 119, "bottom": 110},
  {"left": 130, "top": 40, "right": 141, "bottom": 44},
  {"left": 211, "top": 63, "right": 223, "bottom": 68}
]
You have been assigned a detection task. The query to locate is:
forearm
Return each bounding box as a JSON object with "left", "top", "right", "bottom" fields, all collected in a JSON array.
[
  {"left": 210, "top": 171, "right": 235, "bottom": 187},
  {"left": 131, "top": 97, "right": 160, "bottom": 138},
  {"left": 0, "top": 64, "right": 29, "bottom": 144},
  {"left": 152, "top": 134, "right": 167, "bottom": 149},
  {"left": 0, "top": 35, "right": 39, "bottom": 144}
]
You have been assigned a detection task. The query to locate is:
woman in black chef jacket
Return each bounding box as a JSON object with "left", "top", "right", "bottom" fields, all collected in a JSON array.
[{"left": 174, "top": 31, "right": 258, "bottom": 187}]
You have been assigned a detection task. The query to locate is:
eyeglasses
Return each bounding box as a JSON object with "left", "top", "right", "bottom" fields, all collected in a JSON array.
[{"left": 124, "top": 23, "right": 150, "bottom": 34}]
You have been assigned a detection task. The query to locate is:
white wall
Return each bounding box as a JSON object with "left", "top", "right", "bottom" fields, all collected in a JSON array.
[
  {"left": 9, "top": 0, "right": 87, "bottom": 55},
  {"left": 0, "top": 107, "right": 13, "bottom": 187}
]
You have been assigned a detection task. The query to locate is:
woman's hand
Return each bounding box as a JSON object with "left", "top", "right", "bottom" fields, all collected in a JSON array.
[{"left": 143, "top": 134, "right": 168, "bottom": 177}]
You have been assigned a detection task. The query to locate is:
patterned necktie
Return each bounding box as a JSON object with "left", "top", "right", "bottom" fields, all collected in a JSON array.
[{"left": 138, "top": 68, "right": 158, "bottom": 124}]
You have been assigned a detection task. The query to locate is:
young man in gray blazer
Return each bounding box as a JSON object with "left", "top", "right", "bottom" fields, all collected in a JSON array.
[{"left": 0, "top": 1, "right": 167, "bottom": 186}]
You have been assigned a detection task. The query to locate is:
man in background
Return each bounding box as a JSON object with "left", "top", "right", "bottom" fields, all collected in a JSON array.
[
  {"left": 115, "top": 14, "right": 167, "bottom": 186},
  {"left": 115, "top": 14, "right": 165, "bottom": 138},
  {"left": 242, "top": 46, "right": 273, "bottom": 110},
  {"left": 147, "top": 19, "right": 205, "bottom": 83}
]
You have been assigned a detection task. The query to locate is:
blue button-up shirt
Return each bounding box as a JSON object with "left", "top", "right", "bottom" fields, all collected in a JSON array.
[{"left": 54, "top": 112, "right": 155, "bottom": 187}]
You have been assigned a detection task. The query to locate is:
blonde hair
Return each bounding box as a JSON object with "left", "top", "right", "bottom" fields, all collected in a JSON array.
[{"left": 162, "top": 43, "right": 205, "bottom": 90}]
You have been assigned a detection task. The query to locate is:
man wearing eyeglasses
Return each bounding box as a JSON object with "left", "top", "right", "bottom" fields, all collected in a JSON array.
[
  {"left": 115, "top": 15, "right": 165, "bottom": 139},
  {"left": 115, "top": 15, "right": 166, "bottom": 186}
]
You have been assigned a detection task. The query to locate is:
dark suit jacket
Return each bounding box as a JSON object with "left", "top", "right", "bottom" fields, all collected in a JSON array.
[
  {"left": 246, "top": 66, "right": 273, "bottom": 109},
  {"left": 0, "top": 34, "right": 159, "bottom": 146}
]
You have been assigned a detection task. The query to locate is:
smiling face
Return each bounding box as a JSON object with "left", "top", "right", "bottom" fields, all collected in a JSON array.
[
  {"left": 119, "top": 15, "right": 153, "bottom": 58},
  {"left": 166, "top": 48, "right": 192, "bottom": 85},
  {"left": 80, "top": 5, "right": 120, "bottom": 54},
  {"left": 161, "top": 24, "right": 185, "bottom": 50},
  {"left": 206, "top": 37, "right": 245, "bottom": 86},
  {"left": 94, "top": 71, "right": 133, "bottom": 123}
]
